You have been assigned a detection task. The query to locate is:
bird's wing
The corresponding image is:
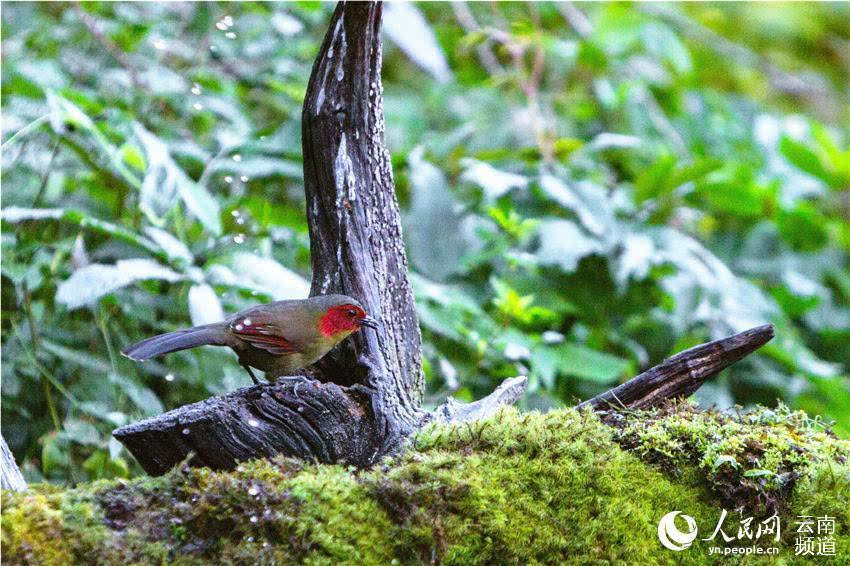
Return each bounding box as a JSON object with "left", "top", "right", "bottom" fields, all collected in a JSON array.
[{"left": 227, "top": 312, "right": 298, "bottom": 355}]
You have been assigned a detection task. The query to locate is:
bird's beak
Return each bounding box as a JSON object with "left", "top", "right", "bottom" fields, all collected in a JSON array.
[{"left": 360, "top": 315, "right": 380, "bottom": 330}]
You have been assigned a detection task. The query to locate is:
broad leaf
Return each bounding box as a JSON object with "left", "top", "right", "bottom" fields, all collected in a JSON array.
[{"left": 56, "top": 259, "right": 183, "bottom": 310}]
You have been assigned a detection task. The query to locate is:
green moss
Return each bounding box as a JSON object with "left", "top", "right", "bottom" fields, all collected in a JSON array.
[
  {"left": 612, "top": 401, "right": 850, "bottom": 513},
  {"left": 3, "top": 406, "right": 849, "bottom": 565}
]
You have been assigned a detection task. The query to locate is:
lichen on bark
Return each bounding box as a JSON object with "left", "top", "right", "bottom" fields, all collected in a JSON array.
[{"left": 3, "top": 406, "right": 849, "bottom": 565}]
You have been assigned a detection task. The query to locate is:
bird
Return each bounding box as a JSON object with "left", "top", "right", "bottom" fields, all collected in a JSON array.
[{"left": 121, "top": 294, "right": 379, "bottom": 384}]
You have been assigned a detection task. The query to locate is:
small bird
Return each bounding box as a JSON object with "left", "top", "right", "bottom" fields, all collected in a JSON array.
[{"left": 121, "top": 294, "right": 378, "bottom": 384}]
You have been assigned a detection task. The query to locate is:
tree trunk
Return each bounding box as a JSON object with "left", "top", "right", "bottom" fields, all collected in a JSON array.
[
  {"left": 301, "top": 0, "right": 423, "bottom": 435},
  {"left": 113, "top": 1, "right": 774, "bottom": 476},
  {"left": 1, "top": 435, "right": 26, "bottom": 492},
  {"left": 114, "top": 1, "right": 453, "bottom": 474}
]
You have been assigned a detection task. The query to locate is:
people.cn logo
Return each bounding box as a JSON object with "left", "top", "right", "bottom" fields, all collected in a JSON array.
[{"left": 658, "top": 511, "right": 698, "bottom": 551}]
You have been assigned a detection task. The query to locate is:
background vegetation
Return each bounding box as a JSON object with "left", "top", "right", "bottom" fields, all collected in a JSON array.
[{"left": 2, "top": 2, "right": 849, "bottom": 484}]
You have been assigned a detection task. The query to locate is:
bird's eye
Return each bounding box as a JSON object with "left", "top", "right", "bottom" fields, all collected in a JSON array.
[{"left": 347, "top": 309, "right": 357, "bottom": 317}]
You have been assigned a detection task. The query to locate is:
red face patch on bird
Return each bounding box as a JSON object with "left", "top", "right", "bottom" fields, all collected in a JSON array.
[{"left": 319, "top": 303, "right": 368, "bottom": 337}]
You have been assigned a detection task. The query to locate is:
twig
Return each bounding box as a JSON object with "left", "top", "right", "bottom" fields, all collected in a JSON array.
[
  {"left": 432, "top": 376, "right": 528, "bottom": 424},
  {"left": 451, "top": 2, "right": 505, "bottom": 75},
  {"left": 33, "top": 139, "right": 61, "bottom": 207},
  {"left": 23, "top": 283, "right": 61, "bottom": 431},
  {"left": 1, "top": 114, "right": 50, "bottom": 150},
  {"left": 75, "top": 5, "right": 145, "bottom": 90},
  {"left": 639, "top": 4, "right": 834, "bottom": 103},
  {"left": 556, "top": 2, "right": 592, "bottom": 39}
]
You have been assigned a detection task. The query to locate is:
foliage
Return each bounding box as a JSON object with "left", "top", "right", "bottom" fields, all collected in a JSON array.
[
  {"left": 1, "top": 2, "right": 849, "bottom": 483},
  {"left": 3, "top": 406, "right": 850, "bottom": 564}
]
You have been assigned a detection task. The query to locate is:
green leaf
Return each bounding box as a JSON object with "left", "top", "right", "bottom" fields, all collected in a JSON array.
[
  {"left": 460, "top": 158, "right": 528, "bottom": 200},
  {"left": 188, "top": 283, "right": 225, "bottom": 326},
  {"left": 41, "top": 433, "right": 70, "bottom": 477},
  {"left": 536, "top": 219, "right": 605, "bottom": 273},
  {"left": 540, "top": 343, "right": 630, "bottom": 383},
  {"left": 83, "top": 450, "right": 130, "bottom": 480},
  {"left": 143, "top": 226, "right": 193, "bottom": 265},
  {"left": 743, "top": 468, "right": 775, "bottom": 478},
  {"left": 779, "top": 135, "right": 832, "bottom": 185},
  {"left": 208, "top": 253, "right": 309, "bottom": 301},
  {"left": 62, "top": 419, "right": 101, "bottom": 446},
  {"left": 713, "top": 455, "right": 739, "bottom": 470},
  {"left": 46, "top": 91, "right": 142, "bottom": 190},
  {"left": 776, "top": 202, "right": 829, "bottom": 252},
  {"left": 134, "top": 123, "right": 222, "bottom": 235},
  {"left": 811, "top": 124, "right": 850, "bottom": 188},
  {"left": 634, "top": 153, "right": 677, "bottom": 204},
  {"left": 41, "top": 340, "right": 112, "bottom": 374},
  {"left": 641, "top": 22, "right": 691, "bottom": 74},
  {"left": 0, "top": 207, "right": 165, "bottom": 259},
  {"left": 121, "top": 143, "right": 147, "bottom": 172},
  {"left": 56, "top": 259, "right": 183, "bottom": 310},
  {"left": 109, "top": 373, "right": 164, "bottom": 416},
  {"left": 208, "top": 156, "right": 302, "bottom": 179}
]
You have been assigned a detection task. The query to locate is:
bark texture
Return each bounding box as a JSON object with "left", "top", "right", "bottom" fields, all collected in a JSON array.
[
  {"left": 300, "top": 1, "right": 422, "bottom": 441},
  {"left": 113, "top": 2, "right": 775, "bottom": 477},
  {"left": 1, "top": 435, "right": 26, "bottom": 492},
  {"left": 578, "top": 324, "right": 775, "bottom": 411},
  {"left": 116, "top": 1, "right": 461, "bottom": 474}
]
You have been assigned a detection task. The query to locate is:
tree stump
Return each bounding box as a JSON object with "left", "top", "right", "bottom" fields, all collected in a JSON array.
[{"left": 113, "top": 1, "right": 775, "bottom": 476}]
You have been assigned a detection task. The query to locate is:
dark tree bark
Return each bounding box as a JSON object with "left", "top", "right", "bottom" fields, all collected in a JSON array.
[
  {"left": 1, "top": 435, "right": 26, "bottom": 492},
  {"left": 113, "top": 2, "right": 775, "bottom": 476},
  {"left": 116, "top": 1, "right": 456, "bottom": 473},
  {"left": 578, "top": 325, "right": 775, "bottom": 411},
  {"left": 300, "top": 1, "right": 422, "bottom": 435}
]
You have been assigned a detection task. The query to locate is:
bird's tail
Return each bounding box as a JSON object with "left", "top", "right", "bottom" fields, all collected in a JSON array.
[{"left": 121, "top": 324, "right": 227, "bottom": 361}]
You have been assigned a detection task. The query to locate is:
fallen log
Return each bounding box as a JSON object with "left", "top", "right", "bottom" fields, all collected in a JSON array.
[
  {"left": 114, "top": 324, "right": 773, "bottom": 475},
  {"left": 113, "top": 2, "right": 776, "bottom": 476}
]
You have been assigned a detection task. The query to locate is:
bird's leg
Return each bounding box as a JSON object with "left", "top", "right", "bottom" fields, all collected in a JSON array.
[
  {"left": 242, "top": 364, "right": 262, "bottom": 385},
  {"left": 274, "top": 374, "right": 313, "bottom": 387}
]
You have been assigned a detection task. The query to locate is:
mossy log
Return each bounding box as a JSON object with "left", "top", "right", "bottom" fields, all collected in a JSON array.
[
  {"left": 4, "top": 406, "right": 850, "bottom": 565},
  {"left": 101, "top": 0, "right": 778, "bottom": 479},
  {"left": 114, "top": 324, "right": 775, "bottom": 475}
]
